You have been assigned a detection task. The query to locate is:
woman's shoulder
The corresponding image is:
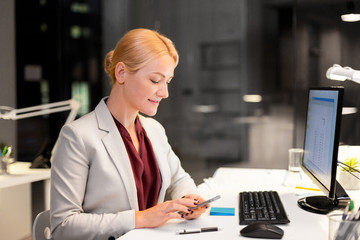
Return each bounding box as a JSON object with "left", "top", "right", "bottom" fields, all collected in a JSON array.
[
  {"left": 60, "top": 111, "right": 97, "bottom": 136},
  {"left": 71, "top": 110, "right": 96, "bottom": 125},
  {"left": 65, "top": 97, "right": 111, "bottom": 130}
]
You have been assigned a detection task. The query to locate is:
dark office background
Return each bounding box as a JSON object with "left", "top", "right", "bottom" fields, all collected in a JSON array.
[{"left": 13, "top": 0, "right": 360, "bottom": 183}]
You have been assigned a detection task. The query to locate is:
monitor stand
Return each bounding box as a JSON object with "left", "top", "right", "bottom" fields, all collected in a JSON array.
[{"left": 297, "top": 180, "right": 350, "bottom": 214}]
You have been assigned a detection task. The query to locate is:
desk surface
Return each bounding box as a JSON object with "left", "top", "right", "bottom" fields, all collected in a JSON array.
[
  {"left": 0, "top": 161, "right": 50, "bottom": 189},
  {"left": 119, "top": 167, "right": 360, "bottom": 240}
]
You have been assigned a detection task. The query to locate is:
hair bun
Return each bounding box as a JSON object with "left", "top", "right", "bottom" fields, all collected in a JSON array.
[{"left": 104, "top": 50, "right": 114, "bottom": 74}]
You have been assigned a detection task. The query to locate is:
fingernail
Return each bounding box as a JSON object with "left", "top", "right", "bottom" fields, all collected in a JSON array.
[
  {"left": 191, "top": 211, "right": 194, "bottom": 214},
  {"left": 186, "top": 213, "right": 189, "bottom": 216},
  {"left": 181, "top": 214, "right": 184, "bottom": 218},
  {"left": 188, "top": 209, "right": 192, "bottom": 212}
]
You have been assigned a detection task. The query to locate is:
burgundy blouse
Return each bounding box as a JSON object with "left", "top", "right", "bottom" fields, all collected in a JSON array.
[{"left": 113, "top": 116, "right": 162, "bottom": 210}]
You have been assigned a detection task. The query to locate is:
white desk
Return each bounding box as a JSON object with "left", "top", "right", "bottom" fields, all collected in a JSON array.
[
  {"left": 119, "top": 167, "right": 360, "bottom": 240},
  {"left": 0, "top": 162, "right": 51, "bottom": 240},
  {"left": 0, "top": 161, "right": 51, "bottom": 189}
]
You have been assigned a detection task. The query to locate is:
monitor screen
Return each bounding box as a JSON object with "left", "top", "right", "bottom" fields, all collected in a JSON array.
[{"left": 298, "top": 87, "right": 350, "bottom": 214}]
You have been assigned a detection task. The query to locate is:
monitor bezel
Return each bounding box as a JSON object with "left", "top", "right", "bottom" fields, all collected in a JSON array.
[{"left": 301, "top": 87, "right": 344, "bottom": 200}]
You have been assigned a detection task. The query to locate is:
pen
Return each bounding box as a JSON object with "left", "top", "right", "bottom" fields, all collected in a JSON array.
[
  {"left": 335, "top": 205, "right": 359, "bottom": 240},
  {"left": 2, "top": 146, "right": 8, "bottom": 156},
  {"left": 295, "top": 186, "right": 320, "bottom": 191},
  {"left": 5, "top": 146, "right": 12, "bottom": 158},
  {"left": 176, "top": 227, "right": 223, "bottom": 234},
  {"left": 343, "top": 203, "right": 350, "bottom": 220},
  {"left": 354, "top": 207, "right": 360, "bottom": 221}
]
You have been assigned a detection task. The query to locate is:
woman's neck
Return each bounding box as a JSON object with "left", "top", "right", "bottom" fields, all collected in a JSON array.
[{"left": 106, "top": 86, "right": 138, "bottom": 129}]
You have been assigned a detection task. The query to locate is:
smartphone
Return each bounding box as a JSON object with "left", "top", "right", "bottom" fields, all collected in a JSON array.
[{"left": 188, "top": 195, "right": 221, "bottom": 210}]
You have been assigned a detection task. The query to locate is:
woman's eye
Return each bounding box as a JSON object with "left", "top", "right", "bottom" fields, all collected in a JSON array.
[{"left": 150, "top": 79, "right": 159, "bottom": 84}]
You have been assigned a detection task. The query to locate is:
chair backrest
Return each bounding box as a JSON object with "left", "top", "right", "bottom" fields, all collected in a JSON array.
[{"left": 33, "top": 210, "right": 52, "bottom": 240}]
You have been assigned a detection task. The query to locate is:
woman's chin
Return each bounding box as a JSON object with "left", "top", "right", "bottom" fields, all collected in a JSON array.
[{"left": 141, "top": 109, "right": 158, "bottom": 117}]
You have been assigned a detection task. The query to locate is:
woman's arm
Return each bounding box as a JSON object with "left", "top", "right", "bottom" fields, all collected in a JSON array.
[
  {"left": 50, "top": 123, "right": 134, "bottom": 240},
  {"left": 134, "top": 197, "right": 197, "bottom": 228}
]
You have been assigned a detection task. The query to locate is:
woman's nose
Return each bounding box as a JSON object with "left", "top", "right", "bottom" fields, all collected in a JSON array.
[{"left": 157, "top": 82, "right": 169, "bottom": 99}]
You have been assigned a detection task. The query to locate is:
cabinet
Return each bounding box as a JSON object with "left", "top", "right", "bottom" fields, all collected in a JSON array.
[{"left": 0, "top": 162, "right": 50, "bottom": 240}]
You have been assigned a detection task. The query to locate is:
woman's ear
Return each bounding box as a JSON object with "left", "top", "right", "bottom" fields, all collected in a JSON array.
[{"left": 114, "top": 62, "right": 126, "bottom": 85}]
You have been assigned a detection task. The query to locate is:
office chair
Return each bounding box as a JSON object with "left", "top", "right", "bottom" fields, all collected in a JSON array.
[{"left": 33, "top": 210, "right": 52, "bottom": 240}]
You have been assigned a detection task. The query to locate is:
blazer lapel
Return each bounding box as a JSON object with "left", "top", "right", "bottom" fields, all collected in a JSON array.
[{"left": 95, "top": 98, "right": 139, "bottom": 210}]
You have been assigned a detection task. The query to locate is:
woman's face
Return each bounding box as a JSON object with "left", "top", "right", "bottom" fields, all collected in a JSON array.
[{"left": 123, "top": 55, "right": 175, "bottom": 116}]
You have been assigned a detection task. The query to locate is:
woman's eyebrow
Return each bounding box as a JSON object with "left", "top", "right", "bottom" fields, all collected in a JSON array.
[{"left": 151, "top": 71, "right": 173, "bottom": 79}]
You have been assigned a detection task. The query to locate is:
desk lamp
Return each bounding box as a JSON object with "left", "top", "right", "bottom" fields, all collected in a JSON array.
[
  {"left": 341, "top": 1, "right": 360, "bottom": 22},
  {"left": 0, "top": 99, "right": 80, "bottom": 124},
  {"left": 326, "top": 64, "right": 360, "bottom": 84},
  {"left": 326, "top": 64, "right": 359, "bottom": 115},
  {"left": 326, "top": 64, "right": 360, "bottom": 186},
  {"left": 0, "top": 99, "right": 80, "bottom": 168}
]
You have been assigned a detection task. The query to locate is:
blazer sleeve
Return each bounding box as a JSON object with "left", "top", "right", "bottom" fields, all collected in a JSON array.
[{"left": 50, "top": 123, "right": 135, "bottom": 240}]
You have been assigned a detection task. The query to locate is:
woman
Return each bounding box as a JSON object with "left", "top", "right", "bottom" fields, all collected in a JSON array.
[{"left": 50, "top": 28, "right": 207, "bottom": 240}]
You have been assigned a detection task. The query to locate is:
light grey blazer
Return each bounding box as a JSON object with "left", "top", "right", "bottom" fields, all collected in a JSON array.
[{"left": 50, "top": 98, "right": 198, "bottom": 240}]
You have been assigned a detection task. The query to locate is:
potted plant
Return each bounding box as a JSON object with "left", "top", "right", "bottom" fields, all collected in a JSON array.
[{"left": 338, "top": 156, "right": 360, "bottom": 190}]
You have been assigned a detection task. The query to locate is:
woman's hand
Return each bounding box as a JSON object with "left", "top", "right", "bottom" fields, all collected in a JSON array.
[
  {"left": 181, "top": 194, "right": 208, "bottom": 220},
  {"left": 135, "top": 197, "right": 197, "bottom": 228}
]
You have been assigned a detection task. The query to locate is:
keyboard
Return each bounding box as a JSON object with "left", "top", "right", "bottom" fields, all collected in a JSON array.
[{"left": 239, "top": 191, "right": 290, "bottom": 225}]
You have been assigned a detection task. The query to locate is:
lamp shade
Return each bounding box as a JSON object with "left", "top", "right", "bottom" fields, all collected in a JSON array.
[{"left": 326, "top": 64, "right": 360, "bottom": 84}]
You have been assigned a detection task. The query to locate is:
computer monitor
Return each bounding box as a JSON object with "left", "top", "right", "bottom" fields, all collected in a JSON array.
[{"left": 298, "top": 87, "right": 350, "bottom": 214}]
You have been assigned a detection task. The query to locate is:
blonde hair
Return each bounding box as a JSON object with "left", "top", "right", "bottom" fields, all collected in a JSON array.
[{"left": 104, "top": 28, "right": 179, "bottom": 85}]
